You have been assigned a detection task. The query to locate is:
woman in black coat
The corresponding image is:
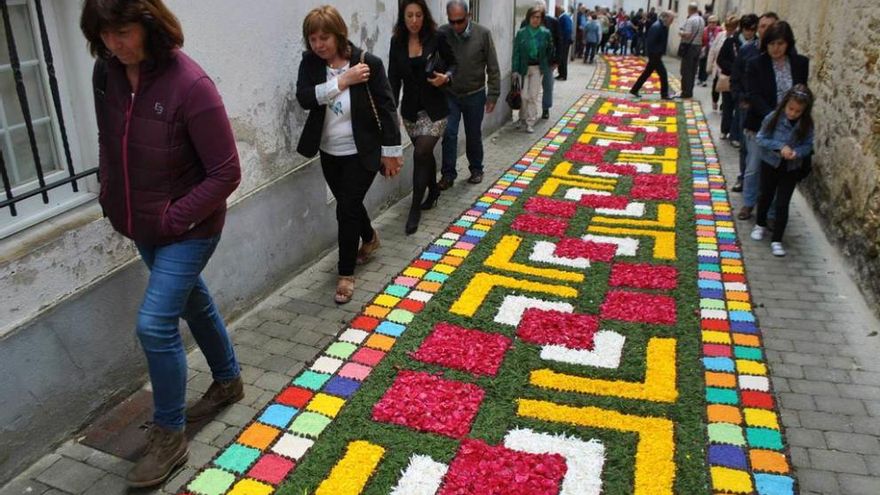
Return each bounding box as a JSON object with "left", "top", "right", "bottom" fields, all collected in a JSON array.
[
  {"left": 740, "top": 21, "right": 809, "bottom": 219},
  {"left": 388, "top": 0, "right": 457, "bottom": 235},
  {"left": 296, "top": 6, "right": 403, "bottom": 304}
]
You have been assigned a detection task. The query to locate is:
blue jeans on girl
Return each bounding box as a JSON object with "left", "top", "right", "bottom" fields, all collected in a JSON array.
[{"left": 135, "top": 236, "right": 240, "bottom": 431}]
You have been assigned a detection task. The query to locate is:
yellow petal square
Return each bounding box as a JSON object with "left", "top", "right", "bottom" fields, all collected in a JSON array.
[
  {"left": 710, "top": 466, "right": 754, "bottom": 493},
  {"left": 744, "top": 408, "right": 779, "bottom": 429},
  {"left": 306, "top": 393, "right": 346, "bottom": 418}
]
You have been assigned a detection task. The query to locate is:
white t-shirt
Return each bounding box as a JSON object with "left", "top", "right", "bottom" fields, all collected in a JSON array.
[{"left": 318, "top": 64, "right": 358, "bottom": 156}]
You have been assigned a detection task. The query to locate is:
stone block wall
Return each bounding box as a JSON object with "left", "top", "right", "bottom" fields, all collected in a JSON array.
[{"left": 722, "top": 0, "right": 880, "bottom": 312}]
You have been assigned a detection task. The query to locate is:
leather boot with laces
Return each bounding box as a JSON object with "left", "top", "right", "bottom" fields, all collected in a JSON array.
[
  {"left": 186, "top": 376, "right": 244, "bottom": 423},
  {"left": 126, "top": 424, "right": 188, "bottom": 487}
]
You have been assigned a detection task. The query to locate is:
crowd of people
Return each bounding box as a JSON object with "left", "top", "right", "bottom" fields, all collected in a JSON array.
[{"left": 76, "top": 0, "right": 815, "bottom": 487}]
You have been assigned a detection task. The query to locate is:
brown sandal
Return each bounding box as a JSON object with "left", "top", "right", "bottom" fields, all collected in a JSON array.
[
  {"left": 356, "top": 229, "right": 380, "bottom": 265},
  {"left": 737, "top": 206, "right": 753, "bottom": 220},
  {"left": 335, "top": 276, "right": 355, "bottom": 304}
]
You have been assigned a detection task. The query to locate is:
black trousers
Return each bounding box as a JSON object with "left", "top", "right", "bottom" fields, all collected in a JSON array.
[
  {"left": 756, "top": 161, "right": 799, "bottom": 242},
  {"left": 630, "top": 53, "right": 669, "bottom": 97},
  {"left": 320, "top": 152, "right": 378, "bottom": 276},
  {"left": 558, "top": 41, "right": 572, "bottom": 78},
  {"left": 720, "top": 91, "right": 734, "bottom": 134}
]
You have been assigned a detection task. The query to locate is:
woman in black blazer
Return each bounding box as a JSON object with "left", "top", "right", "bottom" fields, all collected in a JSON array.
[
  {"left": 296, "top": 6, "right": 403, "bottom": 304},
  {"left": 740, "top": 21, "right": 808, "bottom": 219},
  {"left": 388, "top": 0, "right": 457, "bottom": 235}
]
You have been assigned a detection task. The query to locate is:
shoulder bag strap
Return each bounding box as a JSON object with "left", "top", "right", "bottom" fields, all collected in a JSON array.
[{"left": 360, "top": 51, "right": 382, "bottom": 131}]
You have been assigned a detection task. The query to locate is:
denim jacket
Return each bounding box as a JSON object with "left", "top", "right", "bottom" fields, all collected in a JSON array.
[{"left": 756, "top": 112, "right": 814, "bottom": 170}]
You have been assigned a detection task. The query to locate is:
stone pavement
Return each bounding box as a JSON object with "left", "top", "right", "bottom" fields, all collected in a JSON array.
[{"left": 2, "top": 58, "right": 879, "bottom": 495}]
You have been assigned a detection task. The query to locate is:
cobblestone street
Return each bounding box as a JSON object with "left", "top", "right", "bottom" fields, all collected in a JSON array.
[{"left": 2, "top": 58, "right": 878, "bottom": 495}]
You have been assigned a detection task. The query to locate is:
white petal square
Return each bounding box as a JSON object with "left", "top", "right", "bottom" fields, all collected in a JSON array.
[
  {"left": 407, "top": 290, "right": 434, "bottom": 303},
  {"left": 530, "top": 241, "right": 591, "bottom": 269},
  {"left": 504, "top": 428, "right": 605, "bottom": 495},
  {"left": 595, "top": 202, "right": 646, "bottom": 217},
  {"left": 390, "top": 454, "right": 449, "bottom": 495},
  {"left": 271, "top": 433, "right": 314, "bottom": 460},
  {"left": 311, "top": 356, "right": 343, "bottom": 374},
  {"left": 495, "top": 295, "right": 574, "bottom": 326},
  {"left": 581, "top": 234, "right": 639, "bottom": 256},
  {"left": 739, "top": 375, "right": 770, "bottom": 391},
  {"left": 540, "top": 330, "right": 626, "bottom": 369},
  {"left": 338, "top": 329, "right": 368, "bottom": 344}
]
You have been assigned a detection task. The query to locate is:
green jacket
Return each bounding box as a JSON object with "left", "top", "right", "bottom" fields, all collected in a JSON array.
[{"left": 512, "top": 26, "right": 554, "bottom": 76}]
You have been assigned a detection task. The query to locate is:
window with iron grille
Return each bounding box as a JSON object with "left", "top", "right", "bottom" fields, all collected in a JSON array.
[{"left": 1, "top": 0, "right": 96, "bottom": 239}]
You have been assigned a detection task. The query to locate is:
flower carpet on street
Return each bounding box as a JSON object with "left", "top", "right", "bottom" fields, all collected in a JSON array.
[
  {"left": 181, "top": 96, "right": 795, "bottom": 495},
  {"left": 587, "top": 55, "right": 681, "bottom": 95}
]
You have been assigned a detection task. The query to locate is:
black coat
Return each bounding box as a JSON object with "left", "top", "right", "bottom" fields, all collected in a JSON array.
[
  {"left": 388, "top": 31, "right": 458, "bottom": 122},
  {"left": 716, "top": 35, "right": 741, "bottom": 76},
  {"left": 296, "top": 44, "right": 401, "bottom": 171},
  {"left": 744, "top": 52, "right": 809, "bottom": 131},
  {"left": 644, "top": 20, "right": 668, "bottom": 55}
]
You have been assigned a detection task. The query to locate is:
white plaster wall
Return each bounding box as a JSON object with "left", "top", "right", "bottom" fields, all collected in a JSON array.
[{"left": 0, "top": 0, "right": 518, "bottom": 336}]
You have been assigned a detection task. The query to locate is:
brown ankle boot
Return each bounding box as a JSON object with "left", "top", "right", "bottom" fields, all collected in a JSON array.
[
  {"left": 186, "top": 376, "right": 244, "bottom": 423},
  {"left": 126, "top": 424, "right": 188, "bottom": 487}
]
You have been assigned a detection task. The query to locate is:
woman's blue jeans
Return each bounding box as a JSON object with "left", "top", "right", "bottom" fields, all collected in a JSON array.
[{"left": 135, "top": 236, "right": 240, "bottom": 431}]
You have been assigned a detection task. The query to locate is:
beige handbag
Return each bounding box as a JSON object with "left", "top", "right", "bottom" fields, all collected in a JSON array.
[{"left": 715, "top": 73, "right": 731, "bottom": 93}]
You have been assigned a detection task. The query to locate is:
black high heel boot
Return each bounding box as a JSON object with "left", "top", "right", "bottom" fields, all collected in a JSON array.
[
  {"left": 420, "top": 187, "right": 440, "bottom": 210},
  {"left": 405, "top": 207, "right": 421, "bottom": 235}
]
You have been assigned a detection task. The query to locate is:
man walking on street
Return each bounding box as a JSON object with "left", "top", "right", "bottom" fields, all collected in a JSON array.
[
  {"left": 629, "top": 11, "right": 674, "bottom": 100},
  {"left": 439, "top": 0, "right": 501, "bottom": 189},
  {"left": 556, "top": 5, "right": 574, "bottom": 81},
  {"left": 677, "top": 3, "right": 705, "bottom": 98}
]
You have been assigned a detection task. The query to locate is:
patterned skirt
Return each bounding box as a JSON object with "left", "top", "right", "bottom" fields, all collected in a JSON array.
[{"left": 404, "top": 110, "right": 447, "bottom": 139}]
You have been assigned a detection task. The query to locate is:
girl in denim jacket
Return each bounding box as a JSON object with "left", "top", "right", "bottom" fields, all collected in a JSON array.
[{"left": 749, "top": 84, "right": 814, "bottom": 257}]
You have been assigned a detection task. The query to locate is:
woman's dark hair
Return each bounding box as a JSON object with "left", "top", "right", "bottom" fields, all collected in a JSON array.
[
  {"left": 763, "top": 84, "right": 814, "bottom": 143},
  {"left": 760, "top": 21, "right": 796, "bottom": 55},
  {"left": 394, "top": 0, "right": 437, "bottom": 41},
  {"left": 80, "top": 0, "right": 183, "bottom": 63},
  {"left": 525, "top": 6, "right": 546, "bottom": 25},
  {"left": 739, "top": 13, "right": 758, "bottom": 31}
]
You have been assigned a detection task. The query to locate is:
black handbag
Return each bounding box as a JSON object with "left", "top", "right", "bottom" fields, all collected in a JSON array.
[
  {"left": 425, "top": 50, "right": 447, "bottom": 77},
  {"left": 506, "top": 77, "right": 522, "bottom": 110}
]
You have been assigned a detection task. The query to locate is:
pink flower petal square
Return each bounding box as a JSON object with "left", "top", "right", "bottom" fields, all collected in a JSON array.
[
  {"left": 338, "top": 362, "right": 372, "bottom": 381},
  {"left": 371, "top": 371, "right": 484, "bottom": 438},
  {"left": 247, "top": 454, "right": 295, "bottom": 485},
  {"left": 411, "top": 323, "right": 511, "bottom": 376}
]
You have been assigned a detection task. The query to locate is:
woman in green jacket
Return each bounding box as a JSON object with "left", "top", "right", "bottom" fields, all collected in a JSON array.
[{"left": 512, "top": 6, "right": 554, "bottom": 133}]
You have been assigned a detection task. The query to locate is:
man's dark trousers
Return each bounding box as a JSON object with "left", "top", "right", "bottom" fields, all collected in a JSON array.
[
  {"left": 680, "top": 43, "right": 701, "bottom": 97},
  {"left": 558, "top": 41, "right": 572, "bottom": 78},
  {"left": 631, "top": 53, "right": 669, "bottom": 97},
  {"left": 441, "top": 89, "right": 487, "bottom": 181}
]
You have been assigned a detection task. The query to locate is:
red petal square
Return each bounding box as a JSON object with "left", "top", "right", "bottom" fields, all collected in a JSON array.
[
  {"left": 600, "top": 290, "right": 677, "bottom": 325},
  {"left": 742, "top": 391, "right": 775, "bottom": 409},
  {"left": 350, "top": 316, "right": 379, "bottom": 331},
  {"left": 554, "top": 237, "right": 617, "bottom": 262},
  {"left": 597, "top": 163, "right": 638, "bottom": 176},
  {"left": 511, "top": 214, "right": 568, "bottom": 238},
  {"left": 438, "top": 439, "right": 567, "bottom": 495},
  {"left": 609, "top": 263, "right": 678, "bottom": 290},
  {"left": 579, "top": 194, "right": 631, "bottom": 210},
  {"left": 518, "top": 308, "right": 599, "bottom": 350},
  {"left": 411, "top": 323, "right": 511, "bottom": 376},
  {"left": 630, "top": 174, "right": 679, "bottom": 201},
  {"left": 397, "top": 298, "right": 425, "bottom": 313},
  {"left": 247, "top": 454, "right": 295, "bottom": 485},
  {"left": 371, "top": 371, "right": 484, "bottom": 438},
  {"left": 524, "top": 197, "right": 577, "bottom": 218},
  {"left": 276, "top": 387, "right": 313, "bottom": 409},
  {"left": 352, "top": 347, "right": 386, "bottom": 366}
]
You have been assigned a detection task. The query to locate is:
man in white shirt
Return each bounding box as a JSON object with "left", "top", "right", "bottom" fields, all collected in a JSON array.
[{"left": 677, "top": 3, "right": 705, "bottom": 98}]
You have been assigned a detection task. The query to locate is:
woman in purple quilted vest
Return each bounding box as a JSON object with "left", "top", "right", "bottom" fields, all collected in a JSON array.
[{"left": 81, "top": 0, "right": 243, "bottom": 487}]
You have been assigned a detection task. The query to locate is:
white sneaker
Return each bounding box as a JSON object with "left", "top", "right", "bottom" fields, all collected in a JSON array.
[
  {"left": 750, "top": 225, "right": 766, "bottom": 241},
  {"left": 770, "top": 242, "right": 786, "bottom": 257},
  {"left": 525, "top": 125, "right": 535, "bottom": 133}
]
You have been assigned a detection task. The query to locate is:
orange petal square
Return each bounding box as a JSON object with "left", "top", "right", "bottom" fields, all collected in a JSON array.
[
  {"left": 707, "top": 404, "right": 742, "bottom": 424},
  {"left": 749, "top": 449, "right": 790, "bottom": 473},
  {"left": 238, "top": 423, "right": 281, "bottom": 450}
]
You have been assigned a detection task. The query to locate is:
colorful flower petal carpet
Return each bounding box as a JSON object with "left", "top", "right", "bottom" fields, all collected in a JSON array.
[
  {"left": 180, "top": 95, "right": 796, "bottom": 495},
  {"left": 587, "top": 54, "right": 682, "bottom": 95}
]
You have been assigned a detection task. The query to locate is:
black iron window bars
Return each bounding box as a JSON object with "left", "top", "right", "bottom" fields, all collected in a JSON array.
[{"left": 1, "top": 0, "right": 96, "bottom": 218}]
